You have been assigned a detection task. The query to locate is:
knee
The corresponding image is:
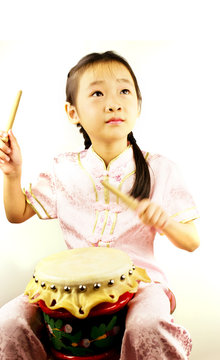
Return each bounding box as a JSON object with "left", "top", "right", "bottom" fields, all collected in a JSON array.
[
  {"left": 121, "top": 316, "right": 165, "bottom": 359},
  {"left": 0, "top": 295, "right": 42, "bottom": 333},
  {"left": 0, "top": 306, "right": 17, "bottom": 329},
  {"left": 0, "top": 307, "right": 47, "bottom": 360},
  {"left": 124, "top": 314, "right": 164, "bottom": 350},
  {"left": 0, "top": 310, "right": 26, "bottom": 338},
  {"left": 0, "top": 313, "right": 27, "bottom": 358},
  {"left": 126, "top": 312, "right": 164, "bottom": 336}
]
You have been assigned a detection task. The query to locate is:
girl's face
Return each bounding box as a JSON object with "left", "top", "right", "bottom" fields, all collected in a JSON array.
[{"left": 67, "top": 61, "right": 140, "bottom": 148}]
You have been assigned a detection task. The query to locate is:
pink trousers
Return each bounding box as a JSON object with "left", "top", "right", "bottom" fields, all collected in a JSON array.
[{"left": 0, "top": 283, "right": 192, "bottom": 360}]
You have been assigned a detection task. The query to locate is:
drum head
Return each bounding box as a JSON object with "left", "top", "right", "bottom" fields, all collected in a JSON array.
[{"left": 25, "top": 247, "right": 150, "bottom": 319}]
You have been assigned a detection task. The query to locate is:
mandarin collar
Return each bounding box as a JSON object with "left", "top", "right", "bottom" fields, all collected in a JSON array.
[
  {"left": 85, "top": 145, "right": 134, "bottom": 172},
  {"left": 78, "top": 145, "right": 136, "bottom": 187}
]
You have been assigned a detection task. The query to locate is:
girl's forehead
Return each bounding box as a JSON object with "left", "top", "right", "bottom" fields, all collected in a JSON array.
[{"left": 79, "top": 61, "right": 134, "bottom": 87}]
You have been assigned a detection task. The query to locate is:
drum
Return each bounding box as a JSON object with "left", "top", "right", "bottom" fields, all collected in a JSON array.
[{"left": 25, "top": 247, "right": 151, "bottom": 359}]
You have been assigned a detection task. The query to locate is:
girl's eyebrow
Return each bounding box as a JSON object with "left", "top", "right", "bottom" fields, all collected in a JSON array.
[
  {"left": 117, "top": 78, "right": 134, "bottom": 86},
  {"left": 88, "top": 78, "right": 134, "bottom": 88},
  {"left": 88, "top": 80, "right": 104, "bottom": 88}
]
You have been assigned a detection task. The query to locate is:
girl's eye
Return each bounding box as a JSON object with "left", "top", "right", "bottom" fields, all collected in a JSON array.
[
  {"left": 92, "top": 91, "right": 103, "bottom": 97},
  {"left": 121, "top": 89, "right": 130, "bottom": 95}
]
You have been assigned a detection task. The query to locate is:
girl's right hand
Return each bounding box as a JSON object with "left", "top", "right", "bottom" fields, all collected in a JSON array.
[{"left": 0, "top": 130, "right": 22, "bottom": 177}]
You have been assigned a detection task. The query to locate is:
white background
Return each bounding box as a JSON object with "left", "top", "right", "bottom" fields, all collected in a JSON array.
[{"left": 0, "top": 1, "right": 220, "bottom": 359}]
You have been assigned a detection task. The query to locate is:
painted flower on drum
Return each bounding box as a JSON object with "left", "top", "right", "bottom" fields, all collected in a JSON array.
[
  {"left": 81, "top": 338, "right": 90, "bottom": 348},
  {"left": 64, "top": 324, "right": 73, "bottom": 333}
]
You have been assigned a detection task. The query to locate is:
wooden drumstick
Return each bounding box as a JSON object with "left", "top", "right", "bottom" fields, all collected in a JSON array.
[
  {"left": 101, "top": 180, "right": 139, "bottom": 211},
  {"left": 1, "top": 90, "right": 22, "bottom": 142}
]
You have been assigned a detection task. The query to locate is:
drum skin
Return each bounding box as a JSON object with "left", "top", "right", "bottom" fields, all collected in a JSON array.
[{"left": 39, "top": 292, "right": 134, "bottom": 359}]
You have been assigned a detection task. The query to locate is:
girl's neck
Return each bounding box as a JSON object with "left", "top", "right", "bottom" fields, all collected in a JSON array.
[{"left": 91, "top": 139, "right": 128, "bottom": 167}]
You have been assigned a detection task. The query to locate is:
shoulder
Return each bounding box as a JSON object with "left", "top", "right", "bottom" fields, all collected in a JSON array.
[
  {"left": 143, "top": 151, "right": 177, "bottom": 170},
  {"left": 142, "top": 151, "right": 182, "bottom": 185}
]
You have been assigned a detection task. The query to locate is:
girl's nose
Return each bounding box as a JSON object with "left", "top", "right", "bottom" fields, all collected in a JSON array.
[{"left": 105, "top": 104, "right": 122, "bottom": 112}]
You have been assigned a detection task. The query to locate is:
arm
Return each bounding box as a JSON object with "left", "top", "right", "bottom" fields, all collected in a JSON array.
[
  {"left": 162, "top": 219, "right": 199, "bottom": 252},
  {"left": 137, "top": 199, "right": 200, "bottom": 252},
  {"left": 0, "top": 130, "right": 35, "bottom": 223}
]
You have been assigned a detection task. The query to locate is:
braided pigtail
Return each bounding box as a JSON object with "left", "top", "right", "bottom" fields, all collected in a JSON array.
[
  {"left": 77, "top": 124, "right": 92, "bottom": 149},
  {"left": 128, "top": 132, "right": 151, "bottom": 200}
]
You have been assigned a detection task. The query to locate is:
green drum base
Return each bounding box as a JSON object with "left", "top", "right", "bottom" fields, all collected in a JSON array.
[
  {"left": 42, "top": 307, "right": 126, "bottom": 357},
  {"left": 39, "top": 293, "right": 134, "bottom": 358}
]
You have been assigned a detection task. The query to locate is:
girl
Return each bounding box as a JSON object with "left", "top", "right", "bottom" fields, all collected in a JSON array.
[{"left": 0, "top": 51, "right": 200, "bottom": 360}]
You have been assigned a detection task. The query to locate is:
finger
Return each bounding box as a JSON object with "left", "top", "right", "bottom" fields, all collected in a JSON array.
[
  {"left": 158, "top": 215, "right": 169, "bottom": 230},
  {"left": 0, "top": 131, "right": 8, "bottom": 137},
  {"left": 139, "top": 202, "right": 168, "bottom": 229},
  {"left": 0, "top": 149, "right": 11, "bottom": 162},
  {"left": 0, "top": 137, "right": 11, "bottom": 151},
  {"left": 140, "top": 202, "right": 158, "bottom": 222},
  {"left": 0, "top": 131, "right": 9, "bottom": 142},
  {"left": 136, "top": 199, "right": 151, "bottom": 216},
  {"left": 154, "top": 213, "right": 169, "bottom": 230},
  {"left": 8, "top": 130, "right": 19, "bottom": 150},
  {"left": 0, "top": 132, "right": 10, "bottom": 142},
  {"left": 147, "top": 207, "right": 163, "bottom": 227},
  {"left": 8, "top": 129, "right": 15, "bottom": 141}
]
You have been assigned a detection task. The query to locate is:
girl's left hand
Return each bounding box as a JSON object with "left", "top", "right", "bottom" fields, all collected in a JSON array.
[{"left": 136, "top": 199, "right": 169, "bottom": 231}]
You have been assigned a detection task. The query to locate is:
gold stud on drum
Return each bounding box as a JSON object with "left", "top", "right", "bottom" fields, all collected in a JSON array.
[
  {"left": 78, "top": 285, "right": 87, "bottom": 292},
  {"left": 108, "top": 279, "right": 115, "bottom": 286},
  {"left": 93, "top": 283, "right": 101, "bottom": 290}
]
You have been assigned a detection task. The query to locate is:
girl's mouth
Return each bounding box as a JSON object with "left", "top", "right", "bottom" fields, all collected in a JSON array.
[{"left": 106, "top": 118, "right": 124, "bottom": 124}]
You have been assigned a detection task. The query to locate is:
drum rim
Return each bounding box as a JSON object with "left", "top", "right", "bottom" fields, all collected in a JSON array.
[
  {"left": 38, "top": 291, "right": 134, "bottom": 318},
  {"left": 51, "top": 346, "right": 120, "bottom": 359}
]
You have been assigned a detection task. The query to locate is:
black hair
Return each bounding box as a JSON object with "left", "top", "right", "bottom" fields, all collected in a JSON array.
[{"left": 66, "top": 51, "right": 150, "bottom": 199}]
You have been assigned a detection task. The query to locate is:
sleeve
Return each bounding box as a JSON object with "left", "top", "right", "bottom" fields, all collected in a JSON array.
[
  {"left": 23, "top": 165, "right": 57, "bottom": 220},
  {"left": 150, "top": 155, "right": 199, "bottom": 224},
  {"left": 162, "top": 159, "right": 199, "bottom": 223}
]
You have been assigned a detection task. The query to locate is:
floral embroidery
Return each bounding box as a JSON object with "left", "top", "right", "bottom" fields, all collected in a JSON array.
[
  {"left": 93, "top": 164, "right": 128, "bottom": 191},
  {"left": 94, "top": 166, "right": 127, "bottom": 183},
  {"left": 93, "top": 202, "right": 124, "bottom": 213}
]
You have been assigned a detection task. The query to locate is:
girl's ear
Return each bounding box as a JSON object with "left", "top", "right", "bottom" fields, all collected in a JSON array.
[{"left": 65, "top": 102, "right": 80, "bottom": 124}]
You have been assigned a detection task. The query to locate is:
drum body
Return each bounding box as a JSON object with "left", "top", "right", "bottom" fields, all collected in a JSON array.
[
  {"left": 25, "top": 248, "right": 151, "bottom": 359},
  {"left": 39, "top": 292, "right": 133, "bottom": 359}
]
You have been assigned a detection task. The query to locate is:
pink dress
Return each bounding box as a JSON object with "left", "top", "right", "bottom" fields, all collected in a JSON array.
[{"left": 0, "top": 146, "right": 199, "bottom": 359}]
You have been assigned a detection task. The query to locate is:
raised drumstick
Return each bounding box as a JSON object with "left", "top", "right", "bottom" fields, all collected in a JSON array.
[
  {"left": 102, "top": 180, "right": 139, "bottom": 211},
  {"left": 2, "top": 90, "right": 22, "bottom": 142}
]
